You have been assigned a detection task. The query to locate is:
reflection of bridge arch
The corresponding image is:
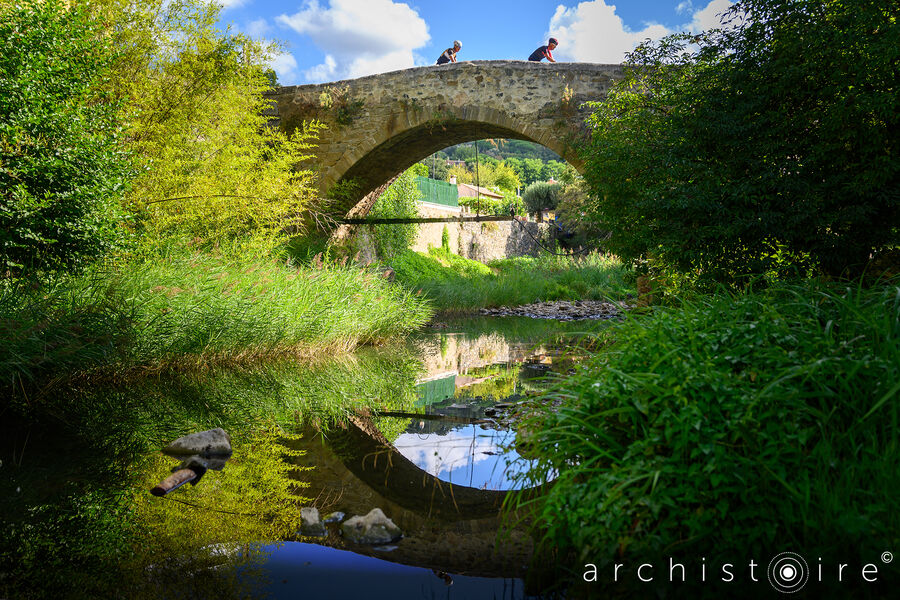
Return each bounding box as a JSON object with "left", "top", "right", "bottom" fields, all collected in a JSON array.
[
  {"left": 291, "top": 416, "right": 548, "bottom": 579},
  {"left": 328, "top": 415, "right": 543, "bottom": 519},
  {"left": 266, "top": 60, "right": 623, "bottom": 217}
]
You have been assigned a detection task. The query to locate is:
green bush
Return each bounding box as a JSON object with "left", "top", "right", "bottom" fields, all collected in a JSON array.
[
  {"left": 98, "top": 0, "right": 321, "bottom": 258},
  {"left": 581, "top": 0, "right": 899, "bottom": 282},
  {"left": 519, "top": 281, "right": 900, "bottom": 570},
  {"left": 370, "top": 167, "right": 421, "bottom": 258},
  {"left": 522, "top": 181, "right": 562, "bottom": 214},
  {"left": 0, "top": 0, "right": 132, "bottom": 276}
]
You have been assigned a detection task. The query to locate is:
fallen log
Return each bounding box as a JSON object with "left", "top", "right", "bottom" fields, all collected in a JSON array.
[{"left": 150, "top": 467, "right": 200, "bottom": 497}]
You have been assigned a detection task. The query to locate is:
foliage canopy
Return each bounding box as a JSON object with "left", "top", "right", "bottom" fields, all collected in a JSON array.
[
  {"left": 0, "top": 0, "right": 132, "bottom": 276},
  {"left": 522, "top": 181, "right": 562, "bottom": 213},
  {"left": 581, "top": 0, "right": 899, "bottom": 281},
  {"left": 95, "top": 0, "right": 323, "bottom": 257}
]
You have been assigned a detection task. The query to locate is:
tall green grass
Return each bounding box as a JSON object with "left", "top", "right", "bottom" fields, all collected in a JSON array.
[
  {"left": 0, "top": 253, "right": 431, "bottom": 393},
  {"left": 390, "top": 247, "right": 633, "bottom": 312},
  {"left": 514, "top": 280, "right": 900, "bottom": 586}
]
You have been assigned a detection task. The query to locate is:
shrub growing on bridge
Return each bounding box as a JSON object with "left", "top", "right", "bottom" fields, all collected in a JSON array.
[{"left": 581, "top": 0, "right": 899, "bottom": 282}]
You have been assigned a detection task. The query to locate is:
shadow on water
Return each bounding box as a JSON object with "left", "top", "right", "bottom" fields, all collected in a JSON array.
[{"left": 1, "top": 317, "right": 606, "bottom": 599}]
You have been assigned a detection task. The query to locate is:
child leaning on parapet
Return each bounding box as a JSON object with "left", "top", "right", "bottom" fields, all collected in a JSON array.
[
  {"left": 528, "top": 38, "right": 558, "bottom": 62},
  {"left": 436, "top": 40, "right": 462, "bottom": 64}
]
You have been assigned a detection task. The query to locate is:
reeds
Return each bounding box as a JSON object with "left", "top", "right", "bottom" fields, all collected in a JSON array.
[{"left": 0, "top": 253, "right": 432, "bottom": 394}]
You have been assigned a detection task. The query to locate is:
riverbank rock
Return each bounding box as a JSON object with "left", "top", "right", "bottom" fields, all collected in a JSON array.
[
  {"left": 163, "top": 428, "right": 232, "bottom": 457},
  {"left": 478, "top": 300, "right": 630, "bottom": 320},
  {"left": 300, "top": 507, "right": 327, "bottom": 537},
  {"left": 341, "top": 508, "right": 402, "bottom": 544},
  {"left": 324, "top": 511, "right": 346, "bottom": 524}
]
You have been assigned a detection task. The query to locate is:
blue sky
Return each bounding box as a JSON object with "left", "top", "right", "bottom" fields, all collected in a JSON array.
[{"left": 216, "top": 0, "right": 733, "bottom": 85}]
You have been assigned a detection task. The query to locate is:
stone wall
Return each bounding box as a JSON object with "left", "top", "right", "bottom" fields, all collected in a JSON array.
[
  {"left": 457, "top": 220, "right": 549, "bottom": 262},
  {"left": 352, "top": 212, "right": 550, "bottom": 264},
  {"left": 410, "top": 202, "right": 461, "bottom": 254}
]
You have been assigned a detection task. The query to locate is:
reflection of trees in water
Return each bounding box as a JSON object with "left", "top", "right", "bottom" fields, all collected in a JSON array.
[
  {"left": 1, "top": 425, "right": 310, "bottom": 600},
  {"left": 127, "top": 428, "right": 310, "bottom": 598},
  {"left": 1, "top": 349, "right": 424, "bottom": 600}
]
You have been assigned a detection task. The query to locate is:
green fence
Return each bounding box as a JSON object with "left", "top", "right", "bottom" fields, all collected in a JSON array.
[
  {"left": 415, "top": 374, "right": 457, "bottom": 406},
  {"left": 416, "top": 176, "right": 458, "bottom": 207}
]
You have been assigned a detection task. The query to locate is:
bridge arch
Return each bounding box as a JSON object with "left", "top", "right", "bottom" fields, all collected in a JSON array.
[{"left": 266, "top": 60, "right": 623, "bottom": 217}]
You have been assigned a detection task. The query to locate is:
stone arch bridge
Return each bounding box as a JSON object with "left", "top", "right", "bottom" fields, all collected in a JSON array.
[{"left": 265, "top": 60, "right": 623, "bottom": 218}]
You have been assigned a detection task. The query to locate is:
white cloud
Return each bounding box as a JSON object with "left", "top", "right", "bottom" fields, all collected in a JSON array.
[
  {"left": 549, "top": 1, "right": 669, "bottom": 63},
  {"left": 548, "top": 0, "right": 733, "bottom": 63},
  {"left": 303, "top": 54, "right": 337, "bottom": 82},
  {"left": 676, "top": 1, "right": 694, "bottom": 15},
  {"left": 218, "top": 0, "right": 249, "bottom": 10},
  {"left": 393, "top": 429, "right": 500, "bottom": 479},
  {"left": 270, "top": 51, "right": 301, "bottom": 84},
  {"left": 246, "top": 18, "right": 271, "bottom": 39},
  {"left": 277, "top": 0, "right": 430, "bottom": 82},
  {"left": 683, "top": 0, "right": 734, "bottom": 32}
]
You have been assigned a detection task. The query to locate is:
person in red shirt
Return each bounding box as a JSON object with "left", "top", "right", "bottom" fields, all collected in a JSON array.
[{"left": 528, "top": 38, "right": 558, "bottom": 62}]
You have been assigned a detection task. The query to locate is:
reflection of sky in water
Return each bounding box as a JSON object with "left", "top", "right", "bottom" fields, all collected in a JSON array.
[
  {"left": 252, "top": 542, "right": 525, "bottom": 600},
  {"left": 392, "top": 425, "right": 531, "bottom": 490}
]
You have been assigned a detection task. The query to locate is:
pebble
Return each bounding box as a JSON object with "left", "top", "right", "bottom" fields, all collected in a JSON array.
[{"left": 478, "top": 300, "right": 631, "bottom": 320}]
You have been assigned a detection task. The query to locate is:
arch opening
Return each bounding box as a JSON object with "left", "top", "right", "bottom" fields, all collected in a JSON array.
[{"left": 334, "top": 125, "right": 583, "bottom": 220}]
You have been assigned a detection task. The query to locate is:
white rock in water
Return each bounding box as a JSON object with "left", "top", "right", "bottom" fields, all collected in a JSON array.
[
  {"left": 341, "top": 508, "right": 402, "bottom": 544},
  {"left": 163, "top": 428, "right": 232, "bottom": 456},
  {"left": 300, "top": 507, "right": 327, "bottom": 537}
]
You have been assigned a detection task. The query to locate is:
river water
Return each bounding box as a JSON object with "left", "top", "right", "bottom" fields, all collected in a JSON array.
[{"left": 0, "top": 316, "right": 606, "bottom": 599}]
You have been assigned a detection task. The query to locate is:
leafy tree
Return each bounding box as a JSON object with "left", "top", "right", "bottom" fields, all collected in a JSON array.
[
  {"left": 556, "top": 181, "right": 607, "bottom": 250},
  {"left": 493, "top": 162, "right": 522, "bottom": 192},
  {"left": 446, "top": 160, "right": 521, "bottom": 194},
  {"left": 371, "top": 167, "right": 422, "bottom": 258},
  {"left": 447, "top": 164, "right": 473, "bottom": 185},
  {"left": 467, "top": 155, "right": 499, "bottom": 171},
  {"left": 541, "top": 160, "right": 568, "bottom": 183},
  {"left": 0, "top": 0, "right": 132, "bottom": 276},
  {"left": 94, "top": 0, "right": 322, "bottom": 257},
  {"left": 448, "top": 144, "right": 476, "bottom": 162},
  {"left": 522, "top": 181, "right": 562, "bottom": 214},
  {"left": 581, "top": 0, "right": 899, "bottom": 281},
  {"left": 520, "top": 158, "right": 546, "bottom": 186},
  {"left": 420, "top": 157, "right": 449, "bottom": 181},
  {"left": 409, "top": 162, "right": 428, "bottom": 178}
]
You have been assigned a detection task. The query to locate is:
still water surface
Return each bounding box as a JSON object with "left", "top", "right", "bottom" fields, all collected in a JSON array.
[{"left": 1, "top": 316, "right": 601, "bottom": 599}]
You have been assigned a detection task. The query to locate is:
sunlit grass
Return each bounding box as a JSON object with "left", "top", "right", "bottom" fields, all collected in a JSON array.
[
  {"left": 0, "top": 252, "right": 432, "bottom": 394},
  {"left": 390, "top": 247, "right": 634, "bottom": 312}
]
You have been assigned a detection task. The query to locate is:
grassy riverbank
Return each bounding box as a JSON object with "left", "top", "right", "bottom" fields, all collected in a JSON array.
[
  {"left": 1, "top": 253, "right": 431, "bottom": 398},
  {"left": 390, "top": 247, "right": 634, "bottom": 313},
  {"left": 514, "top": 279, "right": 900, "bottom": 595}
]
